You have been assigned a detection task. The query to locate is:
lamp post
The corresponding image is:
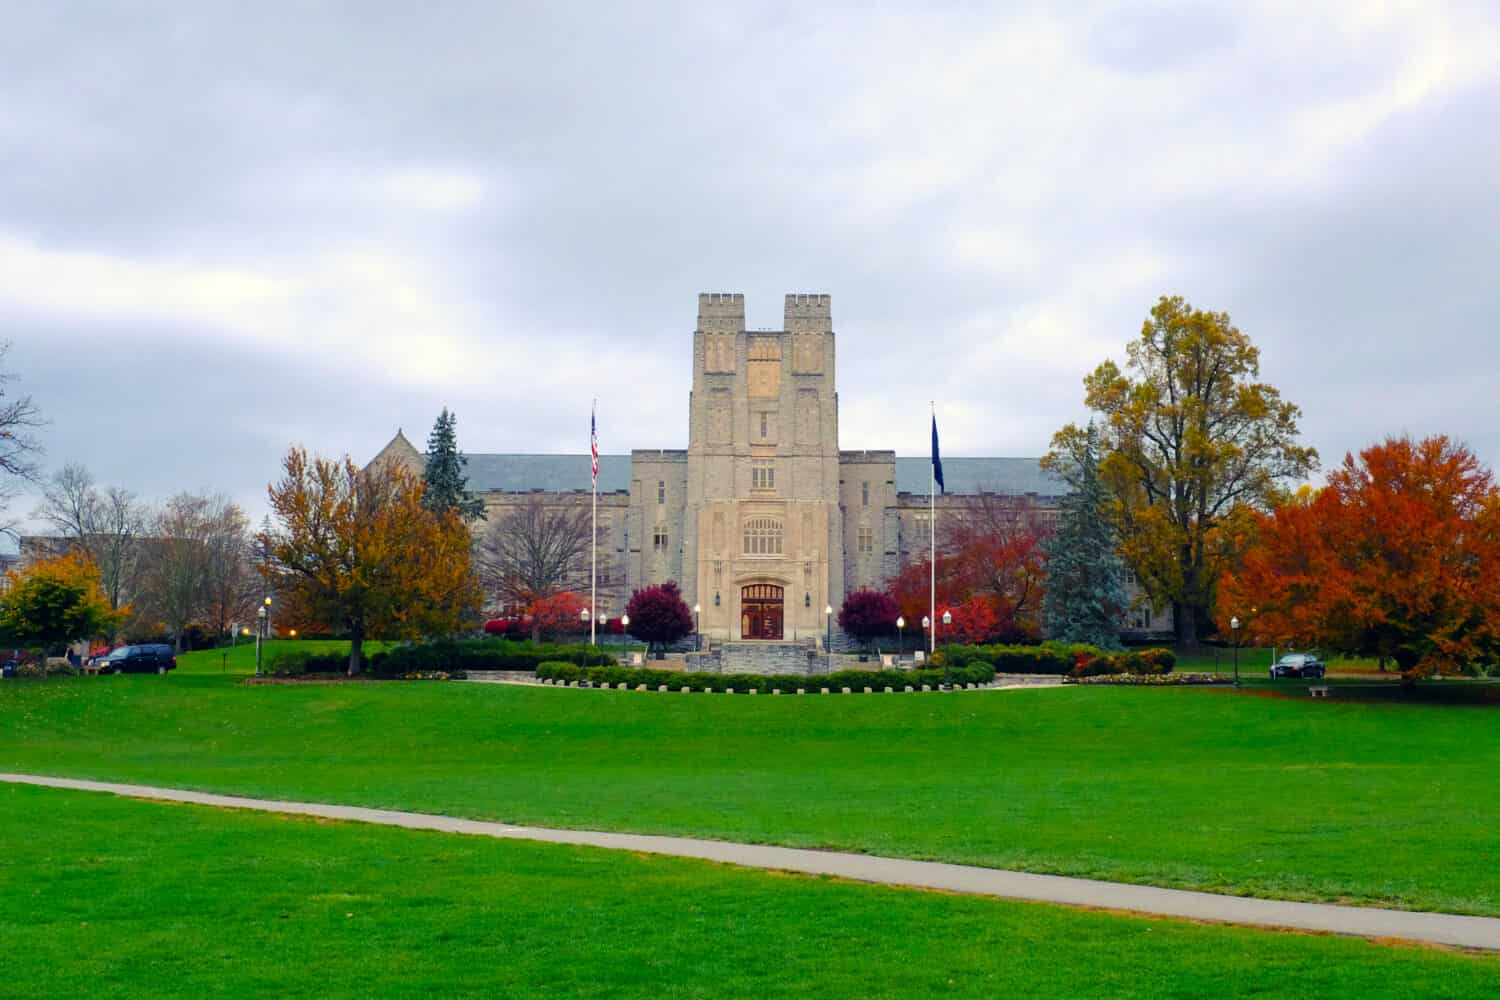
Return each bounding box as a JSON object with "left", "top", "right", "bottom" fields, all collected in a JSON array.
[
  {"left": 620, "top": 614, "right": 630, "bottom": 662},
  {"left": 825, "top": 604, "right": 834, "bottom": 671},
  {"left": 255, "top": 596, "right": 270, "bottom": 677},
  {"left": 921, "top": 615, "right": 930, "bottom": 659},
  {"left": 692, "top": 603, "right": 702, "bottom": 651},
  {"left": 896, "top": 616, "right": 905, "bottom": 659},
  {"left": 1230, "top": 616, "right": 1241, "bottom": 688},
  {"left": 941, "top": 609, "right": 953, "bottom": 688}
]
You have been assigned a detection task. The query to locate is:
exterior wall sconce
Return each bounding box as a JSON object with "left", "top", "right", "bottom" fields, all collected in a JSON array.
[
  {"left": 714, "top": 591, "right": 720, "bottom": 607},
  {"left": 804, "top": 592, "right": 811, "bottom": 608}
]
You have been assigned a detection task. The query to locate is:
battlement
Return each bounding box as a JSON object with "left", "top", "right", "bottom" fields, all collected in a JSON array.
[
  {"left": 697, "top": 292, "right": 745, "bottom": 320},
  {"left": 784, "top": 293, "right": 831, "bottom": 321}
]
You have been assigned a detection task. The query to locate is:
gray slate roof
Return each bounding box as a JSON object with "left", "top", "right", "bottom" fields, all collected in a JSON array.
[
  {"left": 896, "top": 457, "right": 1063, "bottom": 496},
  {"left": 462, "top": 453, "right": 1062, "bottom": 496},
  {"left": 466, "top": 454, "right": 633, "bottom": 493}
]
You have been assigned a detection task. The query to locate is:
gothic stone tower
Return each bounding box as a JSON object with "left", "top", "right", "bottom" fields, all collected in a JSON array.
[{"left": 683, "top": 293, "right": 844, "bottom": 640}]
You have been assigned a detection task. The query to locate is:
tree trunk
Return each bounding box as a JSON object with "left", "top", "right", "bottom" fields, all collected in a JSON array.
[
  {"left": 348, "top": 626, "right": 364, "bottom": 677},
  {"left": 1175, "top": 601, "right": 1198, "bottom": 648}
]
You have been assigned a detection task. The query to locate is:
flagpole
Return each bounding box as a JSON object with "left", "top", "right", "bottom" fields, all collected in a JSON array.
[
  {"left": 929, "top": 400, "right": 936, "bottom": 655},
  {"left": 591, "top": 398, "right": 597, "bottom": 649}
]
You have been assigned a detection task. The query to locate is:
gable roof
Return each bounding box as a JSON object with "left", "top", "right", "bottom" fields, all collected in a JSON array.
[{"left": 466, "top": 454, "right": 632, "bottom": 493}]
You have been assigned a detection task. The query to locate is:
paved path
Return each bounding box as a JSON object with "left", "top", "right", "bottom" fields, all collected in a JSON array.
[{"left": 6, "top": 772, "right": 1498, "bottom": 951}]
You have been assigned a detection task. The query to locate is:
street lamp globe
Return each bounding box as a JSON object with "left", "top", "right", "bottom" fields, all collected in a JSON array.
[
  {"left": 896, "top": 616, "right": 904, "bottom": 629},
  {"left": 824, "top": 604, "right": 833, "bottom": 616},
  {"left": 921, "top": 616, "right": 930, "bottom": 629},
  {"left": 263, "top": 596, "right": 272, "bottom": 607},
  {"left": 693, "top": 604, "right": 701, "bottom": 614},
  {"left": 1230, "top": 616, "right": 1240, "bottom": 631},
  {"left": 941, "top": 610, "right": 952, "bottom": 626},
  {"left": 621, "top": 614, "right": 629, "bottom": 628},
  {"left": 580, "top": 608, "right": 590, "bottom": 624}
]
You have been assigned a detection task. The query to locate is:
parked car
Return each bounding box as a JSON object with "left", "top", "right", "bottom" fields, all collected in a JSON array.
[
  {"left": 1270, "top": 653, "right": 1325, "bottom": 679},
  {"left": 97, "top": 644, "right": 178, "bottom": 675}
]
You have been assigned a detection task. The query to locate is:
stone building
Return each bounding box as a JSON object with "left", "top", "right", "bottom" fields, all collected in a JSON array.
[{"left": 370, "top": 293, "right": 1171, "bottom": 643}]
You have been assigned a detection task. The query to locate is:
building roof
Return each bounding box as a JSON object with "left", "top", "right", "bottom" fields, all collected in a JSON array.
[
  {"left": 456, "top": 453, "right": 1061, "bottom": 496},
  {"left": 895, "top": 457, "right": 1064, "bottom": 496},
  {"left": 466, "top": 454, "right": 633, "bottom": 493}
]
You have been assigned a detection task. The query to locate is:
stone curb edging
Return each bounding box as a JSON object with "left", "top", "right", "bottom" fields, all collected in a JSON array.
[
  {"left": 4, "top": 772, "right": 1498, "bottom": 952},
  {"left": 473, "top": 674, "right": 1066, "bottom": 694}
]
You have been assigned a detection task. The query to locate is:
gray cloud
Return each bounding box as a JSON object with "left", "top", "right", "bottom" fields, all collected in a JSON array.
[{"left": 4, "top": 1, "right": 1499, "bottom": 540}]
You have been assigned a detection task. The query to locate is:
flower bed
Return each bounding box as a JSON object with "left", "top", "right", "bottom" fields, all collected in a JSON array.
[
  {"left": 534, "top": 661, "right": 996, "bottom": 693},
  {"left": 1063, "top": 672, "right": 1228, "bottom": 686}
]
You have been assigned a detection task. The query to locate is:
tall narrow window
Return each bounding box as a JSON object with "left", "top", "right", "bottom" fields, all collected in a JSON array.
[
  {"left": 653, "top": 524, "right": 669, "bottom": 551},
  {"left": 861, "top": 481, "right": 870, "bottom": 507},
  {"left": 657, "top": 480, "right": 665, "bottom": 505},
  {"left": 760, "top": 412, "right": 768, "bottom": 438},
  {"left": 857, "top": 525, "right": 873, "bottom": 554},
  {"left": 751, "top": 460, "right": 775, "bottom": 491}
]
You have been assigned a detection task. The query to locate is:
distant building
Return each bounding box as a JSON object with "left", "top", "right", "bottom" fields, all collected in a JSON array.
[{"left": 371, "top": 293, "right": 1172, "bottom": 642}]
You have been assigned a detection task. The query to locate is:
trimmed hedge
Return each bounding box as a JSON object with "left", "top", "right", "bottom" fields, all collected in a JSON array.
[
  {"left": 534, "top": 661, "right": 996, "bottom": 692},
  {"left": 938, "top": 642, "right": 1175, "bottom": 677},
  {"left": 264, "top": 648, "right": 365, "bottom": 677},
  {"left": 369, "top": 640, "right": 616, "bottom": 677}
]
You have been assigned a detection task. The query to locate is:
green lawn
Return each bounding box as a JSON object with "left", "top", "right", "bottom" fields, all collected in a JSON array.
[
  {"left": 4, "top": 785, "right": 1495, "bottom": 999},
  {"left": 2, "top": 676, "right": 1496, "bottom": 916},
  {"left": 173, "top": 640, "right": 395, "bottom": 675}
]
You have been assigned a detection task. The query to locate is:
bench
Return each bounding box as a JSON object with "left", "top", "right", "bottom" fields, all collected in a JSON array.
[{"left": 1309, "top": 686, "right": 1331, "bottom": 698}]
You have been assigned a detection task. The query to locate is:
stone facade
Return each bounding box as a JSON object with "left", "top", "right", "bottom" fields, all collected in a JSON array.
[{"left": 367, "top": 292, "right": 1174, "bottom": 643}]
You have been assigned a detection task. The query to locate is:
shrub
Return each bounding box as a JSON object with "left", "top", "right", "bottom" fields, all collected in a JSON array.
[
  {"left": 1065, "top": 672, "right": 1223, "bottom": 686},
  {"left": 625, "top": 582, "right": 694, "bottom": 651},
  {"left": 369, "top": 640, "right": 615, "bottom": 676},
  {"left": 838, "top": 590, "right": 899, "bottom": 648},
  {"left": 264, "top": 648, "right": 361, "bottom": 676},
  {"left": 933, "top": 643, "right": 1174, "bottom": 677}
]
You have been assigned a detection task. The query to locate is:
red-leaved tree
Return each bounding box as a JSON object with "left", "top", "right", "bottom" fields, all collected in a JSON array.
[
  {"left": 1219, "top": 435, "right": 1500, "bottom": 677},
  {"left": 625, "top": 581, "right": 693, "bottom": 656},
  {"left": 838, "top": 589, "right": 899, "bottom": 652},
  {"left": 527, "top": 590, "right": 586, "bottom": 641}
]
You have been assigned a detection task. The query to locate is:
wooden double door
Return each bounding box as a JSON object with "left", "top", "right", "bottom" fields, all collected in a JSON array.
[{"left": 741, "top": 584, "right": 784, "bottom": 640}]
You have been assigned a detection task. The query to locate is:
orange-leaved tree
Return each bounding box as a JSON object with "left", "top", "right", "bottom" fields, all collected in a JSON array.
[
  {"left": 0, "top": 550, "right": 124, "bottom": 652},
  {"left": 260, "top": 447, "right": 481, "bottom": 675},
  {"left": 1219, "top": 436, "right": 1500, "bottom": 677}
]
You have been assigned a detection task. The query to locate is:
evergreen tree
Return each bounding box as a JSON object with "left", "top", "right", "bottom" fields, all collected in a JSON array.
[
  {"left": 422, "top": 408, "right": 485, "bottom": 521},
  {"left": 1042, "top": 423, "right": 1127, "bottom": 649}
]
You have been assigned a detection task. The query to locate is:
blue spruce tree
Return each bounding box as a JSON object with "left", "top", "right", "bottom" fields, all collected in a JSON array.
[
  {"left": 1042, "top": 422, "right": 1126, "bottom": 648},
  {"left": 422, "top": 408, "right": 485, "bottom": 521}
]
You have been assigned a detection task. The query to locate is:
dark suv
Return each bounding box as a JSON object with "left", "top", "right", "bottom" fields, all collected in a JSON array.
[
  {"left": 98, "top": 644, "right": 178, "bottom": 675},
  {"left": 1270, "top": 653, "right": 1325, "bottom": 679}
]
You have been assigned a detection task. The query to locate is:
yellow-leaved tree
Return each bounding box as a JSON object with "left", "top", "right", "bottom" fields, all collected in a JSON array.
[
  {"left": 0, "top": 550, "right": 124, "bottom": 652},
  {"left": 260, "top": 447, "right": 481, "bottom": 675},
  {"left": 1045, "top": 296, "right": 1317, "bottom": 645}
]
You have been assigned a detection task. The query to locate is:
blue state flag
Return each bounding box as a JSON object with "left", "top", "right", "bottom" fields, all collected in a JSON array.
[{"left": 931, "top": 414, "right": 945, "bottom": 493}]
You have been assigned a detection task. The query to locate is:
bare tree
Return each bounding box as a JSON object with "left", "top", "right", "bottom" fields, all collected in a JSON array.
[
  {"left": 201, "top": 497, "right": 260, "bottom": 641},
  {"left": 137, "top": 494, "right": 215, "bottom": 651},
  {"left": 476, "top": 496, "right": 591, "bottom": 638},
  {"left": 0, "top": 341, "right": 45, "bottom": 540},
  {"left": 37, "top": 463, "right": 146, "bottom": 610}
]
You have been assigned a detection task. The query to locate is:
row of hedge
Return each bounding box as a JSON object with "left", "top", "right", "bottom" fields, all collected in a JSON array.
[
  {"left": 938, "top": 642, "right": 1175, "bottom": 677},
  {"left": 264, "top": 640, "right": 618, "bottom": 677},
  {"left": 534, "top": 661, "right": 996, "bottom": 692}
]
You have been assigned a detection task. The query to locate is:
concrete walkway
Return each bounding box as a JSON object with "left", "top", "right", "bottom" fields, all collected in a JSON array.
[{"left": 6, "top": 772, "right": 1497, "bottom": 951}]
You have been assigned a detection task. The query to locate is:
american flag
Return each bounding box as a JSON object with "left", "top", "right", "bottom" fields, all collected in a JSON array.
[{"left": 590, "top": 403, "right": 599, "bottom": 487}]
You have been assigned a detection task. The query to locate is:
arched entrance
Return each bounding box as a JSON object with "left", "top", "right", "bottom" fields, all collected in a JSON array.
[{"left": 741, "top": 584, "right": 784, "bottom": 640}]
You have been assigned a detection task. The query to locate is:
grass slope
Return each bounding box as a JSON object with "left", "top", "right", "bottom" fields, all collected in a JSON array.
[
  {"left": 173, "top": 640, "right": 393, "bottom": 676},
  {"left": 4, "top": 784, "right": 1496, "bottom": 999},
  {"left": 1, "top": 677, "right": 1496, "bottom": 915}
]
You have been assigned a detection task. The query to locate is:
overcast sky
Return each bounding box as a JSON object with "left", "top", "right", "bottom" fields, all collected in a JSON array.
[{"left": 4, "top": 1, "right": 1499, "bottom": 541}]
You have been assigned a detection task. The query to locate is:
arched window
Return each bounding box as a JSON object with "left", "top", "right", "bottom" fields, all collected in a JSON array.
[{"left": 743, "top": 517, "right": 784, "bottom": 556}]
